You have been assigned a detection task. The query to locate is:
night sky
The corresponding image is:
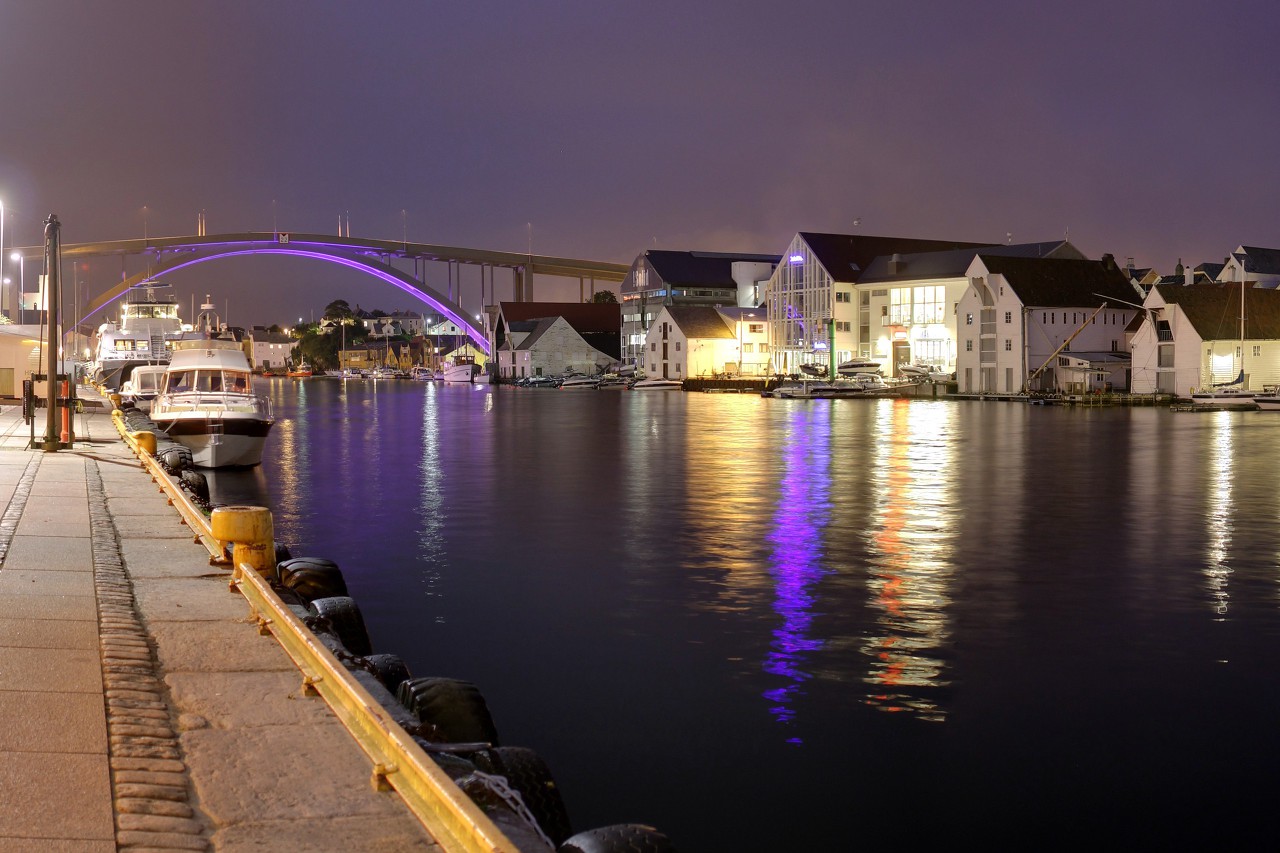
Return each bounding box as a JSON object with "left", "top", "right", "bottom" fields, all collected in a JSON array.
[{"left": 2, "top": 0, "right": 1278, "bottom": 325}]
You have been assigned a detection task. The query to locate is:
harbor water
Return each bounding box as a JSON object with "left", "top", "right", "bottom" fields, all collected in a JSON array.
[{"left": 207, "top": 380, "right": 1280, "bottom": 850}]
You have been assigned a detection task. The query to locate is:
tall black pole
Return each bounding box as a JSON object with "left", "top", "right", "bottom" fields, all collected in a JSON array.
[{"left": 43, "top": 214, "right": 61, "bottom": 451}]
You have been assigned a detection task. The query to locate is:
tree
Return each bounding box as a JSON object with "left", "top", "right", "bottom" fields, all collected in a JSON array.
[
  {"left": 324, "top": 299, "right": 355, "bottom": 322},
  {"left": 591, "top": 290, "right": 618, "bottom": 304}
]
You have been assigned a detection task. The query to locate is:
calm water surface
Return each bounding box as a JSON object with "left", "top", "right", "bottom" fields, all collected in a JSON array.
[{"left": 209, "top": 380, "right": 1280, "bottom": 849}]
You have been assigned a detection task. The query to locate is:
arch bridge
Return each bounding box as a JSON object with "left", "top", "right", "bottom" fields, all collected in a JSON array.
[{"left": 15, "top": 232, "right": 628, "bottom": 354}]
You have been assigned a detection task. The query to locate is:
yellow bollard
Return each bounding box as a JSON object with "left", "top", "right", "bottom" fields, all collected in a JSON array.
[
  {"left": 211, "top": 506, "right": 276, "bottom": 579},
  {"left": 134, "top": 430, "right": 157, "bottom": 457},
  {"left": 109, "top": 393, "right": 122, "bottom": 411}
]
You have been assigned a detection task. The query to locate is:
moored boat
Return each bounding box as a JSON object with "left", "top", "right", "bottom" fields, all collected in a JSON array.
[
  {"left": 442, "top": 355, "right": 480, "bottom": 384},
  {"left": 119, "top": 364, "right": 168, "bottom": 411},
  {"left": 90, "top": 281, "right": 185, "bottom": 391},
  {"left": 630, "top": 377, "right": 683, "bottom": 391},
  {"left": 148, "top": 299, "right": 274, "bottom": 468}
]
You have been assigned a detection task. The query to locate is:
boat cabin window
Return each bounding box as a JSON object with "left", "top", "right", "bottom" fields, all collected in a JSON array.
[{"left": 167, "top": 369, "right": 251, "bottom": 394}]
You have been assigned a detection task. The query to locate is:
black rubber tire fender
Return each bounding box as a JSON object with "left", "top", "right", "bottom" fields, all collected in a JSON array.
[
  {"left": 363, "top": 653, "right": 412, "bottom": 693},
  {"left": 179, "top": 469, "right": 210, "bottom": 503},
  {"left": 557, "top": 824, "right": 677, "bottom": 853},
  {"left": 396, "top": 676, "right": 499, "bottom": 746},
  {"left": 279, "top": 558, "right": 348, "bottom": 601},
  {"left": 474, "top": 746, "right": 572, "bottom": 845},
  {"left": 307, "top": 596, "right": 373, "bottom": 656}
]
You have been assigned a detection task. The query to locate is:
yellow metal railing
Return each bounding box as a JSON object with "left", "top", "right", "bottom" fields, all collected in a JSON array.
[
  {"left": 111, "top": 409, "right": 520, "bottom": 852},
  {"left": 229, "top": 560, "right": 519, "bottom": 852}
]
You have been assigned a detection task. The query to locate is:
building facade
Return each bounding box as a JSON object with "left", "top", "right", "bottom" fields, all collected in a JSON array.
[
  {"left": 642, "top": 306, "right": 770, "bottom": 380},
  {"left": 955, "top": 255, "right": 1139, "bottom": 394},
  {"left": 619, "top": 250, "right": 778, "bottom": 367}
]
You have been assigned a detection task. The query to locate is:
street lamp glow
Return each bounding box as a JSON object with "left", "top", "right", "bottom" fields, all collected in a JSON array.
[{"left": 9, "top": 252, "right": 17, "bottom": 262}]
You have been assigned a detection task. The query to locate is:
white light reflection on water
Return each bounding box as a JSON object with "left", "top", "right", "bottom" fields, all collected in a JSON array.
[
  {"left": 762, "top": 406, "right": 831, "bottom": 742},
  {"left": 417, "top": 385, "right": 446, "bottom": 619},
  {"left": 861, "top": 400, "right": 955, "bottom": 722},
  {"left": 1204, "top": 412, "right": 1234, "bottom": 617}
]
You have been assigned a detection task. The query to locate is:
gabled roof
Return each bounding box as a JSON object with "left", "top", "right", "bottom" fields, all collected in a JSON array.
[
  {"left": 976, "top": 255, "right": 1137, "bottom": 307},
  {"left": 663, "top": 306, "right": 735, "bottom": 339},
  {"left": 858, "top": 240, "right": 1082, "bottom": 283},
  {"left": 498, "top": 302, "right": 619, "bottom": 334},
  {"left": 1154, "top": 282, "right": 1280, "bottom": 340},
  {"left": 798, "top": 233, "right": 993, "bottom": 282},
  {"left": 642, "top": 250, "right": 780, "bottom": 287},
  {"left": 513, "top": 317, "right": 562, "bottom": 351},
  {"left": 1237, "top": 246, "right": 1280, "bottom": 276}
]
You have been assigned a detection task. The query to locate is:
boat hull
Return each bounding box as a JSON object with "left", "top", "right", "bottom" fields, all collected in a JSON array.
[{"left": 154, "top": 416, "right": 273, "bottom": 467}]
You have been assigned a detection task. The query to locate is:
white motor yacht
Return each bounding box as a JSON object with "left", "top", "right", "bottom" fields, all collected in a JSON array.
[
  {"left": 91, "top": 282, "right": 185, "bottom": 390},
  {"left": 630, "top": 377, "right": 683, "bottom": 391},
  {"left": 119, "top": 364, "right": 168, "bottom": 412},
  {"left": 149, "top": 299, "right": 274, "bottom": 468}
]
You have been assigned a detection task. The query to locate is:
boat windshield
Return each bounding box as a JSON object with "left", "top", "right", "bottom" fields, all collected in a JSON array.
[{"left": 166, "top": 369, "right": 252, "bottom": 394}]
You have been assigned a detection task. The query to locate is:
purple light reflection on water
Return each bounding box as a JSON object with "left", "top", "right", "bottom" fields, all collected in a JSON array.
[{"left": 762, "top": 407, "right": 831, "bottom": 742}]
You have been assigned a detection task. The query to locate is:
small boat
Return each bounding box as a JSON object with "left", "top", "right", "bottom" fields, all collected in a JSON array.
[
  {"left": 630, "top": 377, "right": 683, "bottom": 391},
  {"left": 837, "top": 358, "right": 881, "bottom": 376},
  {"left": 409, "top": 366, "right": 434, "bottom": 381},
  {"left": 1190, "top": 369, "right": 1257, "bottom": 409},
  {"left": 368, "top": 366, "right": 404, "bottom": 380},
  {"left": 442, "top": 355, "right": 480, "bottom": 384},
  {"left": 559, "top": 373, "right": 600, "bottom": 389},
  {"left": 149, "top": 298, "right": 274, "bottom": 468},
  {"left": 799, "top": 363, "right": 827, "bottom": 378},
  {"left": 286, "top": 360, "right": 313, "bottom": 378},
  {"left": 119, "top": 364, "right": 168, "bottom": 411}
]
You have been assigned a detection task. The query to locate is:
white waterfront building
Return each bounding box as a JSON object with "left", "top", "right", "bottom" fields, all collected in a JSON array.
[{"left": 955, "top": 254, "right": 1140, "bottom": 394}]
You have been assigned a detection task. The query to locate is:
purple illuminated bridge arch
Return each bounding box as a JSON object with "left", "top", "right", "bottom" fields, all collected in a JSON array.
[{"left": 79, "top": 245, "right": 489, "bottom": 352}]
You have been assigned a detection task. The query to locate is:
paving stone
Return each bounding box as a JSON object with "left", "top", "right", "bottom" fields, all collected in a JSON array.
[
  {"left": 0, "top": 751, "right": 113, "bottom": 841},
  {"left": 0, "top": 691, "right": 107, "bottom": 753}
]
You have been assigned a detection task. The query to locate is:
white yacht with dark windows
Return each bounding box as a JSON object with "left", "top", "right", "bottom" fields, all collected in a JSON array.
[
  {"left": 148, "top": 298, "right": 274, "bottom": 468},
  {"left": 90, "top": 282, "right": 185, "bottom": 390}
]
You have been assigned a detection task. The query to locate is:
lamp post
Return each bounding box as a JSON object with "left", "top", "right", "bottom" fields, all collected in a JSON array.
[{"left": 0, "top": 198, "right": 5, "bottom": 319}]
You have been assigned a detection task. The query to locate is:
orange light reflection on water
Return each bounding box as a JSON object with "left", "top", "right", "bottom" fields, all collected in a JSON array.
[{"left": 862, "top": 400, "right": 956, "bottom": 722}]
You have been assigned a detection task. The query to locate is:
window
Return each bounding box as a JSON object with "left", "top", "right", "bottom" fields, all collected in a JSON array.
[
  {"left": 966, "top": 340, "right": 973, "bottom": 352},
  {"left": 835, "top": 321, "right": 851, "bottom": 332},
  {"left": 748, "top": 323, "right": 764, "bottom": 333},
  {"left": 1004, "top": 340, "right": 1012, "bottom": 351},
  {"left": 675, "top": 363, "right": 681, "bottom": 373},
  {"left": 675, "top": 341, "right": 681, "bottom": 352},
  {"left": 650, "top": 363, "right": 657, "bottom": 373},
  {"left": 1156, "top": 320, "right": 1173, "bottom": 341},
  {"left": 760, "top": 343, "right": 769, "bottom": 352},
  {"left": 1005, "top": 311, "right": 1012, "bottom": 323},
  {"left": 742, "top": 343, "right": 754, "bottom": 353},
  {"left": 966, "top": 313, "right": 973, "bottom": 325},
  {"left": 835, "top": 291, "right": 851, "bottom": 303},
  {"left": 1254, "top": 345, "right": 1262, "bottom": 357},
  {"left": 651, "top": 342, "right": 656, "bottom": 352}
]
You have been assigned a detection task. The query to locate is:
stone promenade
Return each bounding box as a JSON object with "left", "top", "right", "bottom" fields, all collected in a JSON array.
[{"left": 0, "top": 400, "right": 437, "bottom": 851}]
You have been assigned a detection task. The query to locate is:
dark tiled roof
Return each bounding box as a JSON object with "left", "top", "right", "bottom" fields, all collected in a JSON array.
[
  {"left": 642, "top": 250, "right": 781, "bottom": 287},
  {"left": 978, "top": 255, "right": 1137, "bottom": 307},
  {"left": 1239, "top": 246, "right": 1280, "bottom": 276},
  {"left": 1196, "top": 262, "right": 1225, "bottom": 280},
  {"left": 1155, "top": 282, "right": 1280, "bottom": 340},
  {"left": 514, "top": 317, "right": 561, "bottom": 350},
  {"left": 665, "top": 306, "right": 735, "bottom": 339},
  {"left": 498, "top": 302, "right": 620, "bottom": 334},
  {"left": 858, "top": 240, "right": 1082, "bottom": 283},
  {"left": 798, "top": 233, "right": 993, "bottom": 282}
]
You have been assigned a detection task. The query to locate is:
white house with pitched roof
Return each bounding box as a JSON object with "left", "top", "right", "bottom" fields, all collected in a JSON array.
[{"left": 955, "top": 255, "right": 1140, "bottom": 394}]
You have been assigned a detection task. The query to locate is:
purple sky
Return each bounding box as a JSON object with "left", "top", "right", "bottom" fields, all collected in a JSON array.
[{"left": 2, "top": 0, "right": 1278, "bottom": 325}]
